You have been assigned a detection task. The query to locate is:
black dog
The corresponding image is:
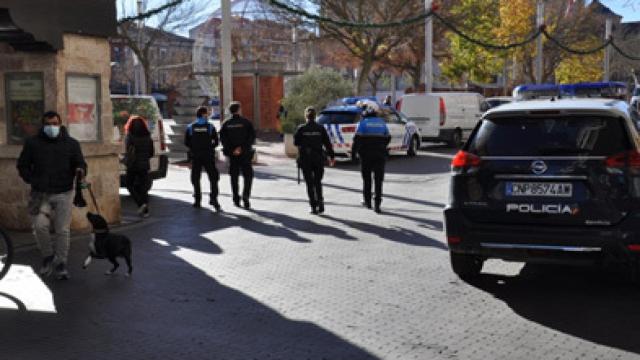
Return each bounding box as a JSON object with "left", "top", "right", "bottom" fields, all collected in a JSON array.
[{"left": 84, "top": 212, "right": 133, "bottom": 276}]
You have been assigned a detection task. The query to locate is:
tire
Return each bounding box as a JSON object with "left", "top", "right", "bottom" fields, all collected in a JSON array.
[
  {"left": 448, "top": 129, "right": 462, "bottom": 149},
  {"left": 0, "top": 228, "right": 13, "bottom": 281},
  {"left": 450, "top": 252, "right": 483, "bottom": 280},
  {"left": 407, "top": 135, "right": 419, "bottom": 157}
]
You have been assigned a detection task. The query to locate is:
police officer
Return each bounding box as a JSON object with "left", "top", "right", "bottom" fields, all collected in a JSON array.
[
  {"left": 185, "top": 106, "right": 221, "bottom": 211},
  {"left": 352, "top": 100, "right": 391, "bottom": 214},
  {"left": 294, "top": 107, "right": 335, "bottom": 214},
  {"left": 220, "top": 101, "right": 256, "bottom": 209}
]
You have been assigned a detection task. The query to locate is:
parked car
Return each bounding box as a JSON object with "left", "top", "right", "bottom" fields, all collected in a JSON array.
[
  {"left": 481, "top": 96, "right": 514, "bottom": 111},
  {"left": 398, "top": 92, "right": 484, "bottom": 147},
  {"left": 111, "top": 95, "right": 169, "bottom": 186},
  {"left": 317, "top": 104, "right": 420, "bottom": 161},
  {"left": 445, "top": 97, "right": 640, "bottom": 280}
]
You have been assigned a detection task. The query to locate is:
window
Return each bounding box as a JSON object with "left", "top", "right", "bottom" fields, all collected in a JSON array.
[
  {"left": 468, "top": 116, "right": 631, "bottom": 157},
  {"left": 5, "top": 72, "right": 45, "bottom": 143},
  {"left": 66, "top": 75, "right": 101, "bottom": 142}
]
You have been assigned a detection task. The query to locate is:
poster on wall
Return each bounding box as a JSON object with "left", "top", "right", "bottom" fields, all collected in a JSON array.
[
  {"left": 6, "top": 73, "right": 44, "bottom": 143},
  {"left": 67, "top": 75, "right": 100, "bottom": 142}
]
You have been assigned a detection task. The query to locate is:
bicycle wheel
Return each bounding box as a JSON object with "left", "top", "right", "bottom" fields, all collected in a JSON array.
[{"left": 0, "top": 228, "right": 13, "bottom": 280}]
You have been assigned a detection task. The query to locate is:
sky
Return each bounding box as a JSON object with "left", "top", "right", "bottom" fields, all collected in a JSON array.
[{"left": 602, "top": 0, "right": 640, "bottom": 21}]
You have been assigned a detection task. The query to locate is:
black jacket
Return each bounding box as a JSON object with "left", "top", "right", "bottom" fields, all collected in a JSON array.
[
  {"left": 17, "top": 126, "right": 87, "bottom": 194},
  {"left": 125, "top": 134, "right": 154, "bottom": 171},
  {"left": 220, "top": 115, "right": 256, "bottom": 157},
  {"left": 294, "top": 121, "right": 334, "bottom": 167},
  {"left": 184, "top": 119, "right": 218, "bottom": 158}
]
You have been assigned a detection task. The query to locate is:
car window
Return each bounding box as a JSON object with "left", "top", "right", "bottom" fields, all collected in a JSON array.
[
  {"left": 317, "top": 112, "right": 360, "bottom": 125},
  {"left": 468, "top": 116, "right": 631, "bottom": 157}
]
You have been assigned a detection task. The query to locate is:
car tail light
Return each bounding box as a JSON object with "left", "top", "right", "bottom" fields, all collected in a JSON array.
[
  {"left": 439, "top": 97, "right": 446, "bottom": 126},
  {"left": 452, "top": 150, "right": 481, "bottom": 169},
  {"left": 342, "top": 125, "right": 357, "bottom": 133},
  {"left": 605, "top": 150, "right": 640, "bottom": 168},
  {"left": 447, "top": 236, "right": 462, "bottom": 245},
  {"left": 628, "top": 244, "right": 640, "bottom": 252},
  {"left": 158, "top": 119, "right": 167, "bottom": 151}
]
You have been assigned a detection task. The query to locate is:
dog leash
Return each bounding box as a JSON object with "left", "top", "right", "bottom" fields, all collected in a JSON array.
[{"left": 85, "top": 182, "right": 101, "bottom": 215}]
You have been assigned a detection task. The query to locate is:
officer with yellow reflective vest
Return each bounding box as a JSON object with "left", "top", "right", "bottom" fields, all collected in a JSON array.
[{"left": 352, "top": 100, "right": 391, "bottom": 214}]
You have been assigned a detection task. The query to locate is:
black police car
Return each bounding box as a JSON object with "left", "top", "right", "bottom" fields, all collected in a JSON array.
[{"left": 444, "top": 98, "right": 640, "bottom": 279}]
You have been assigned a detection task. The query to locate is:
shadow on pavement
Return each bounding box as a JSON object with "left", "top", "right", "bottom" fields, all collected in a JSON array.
[
  {"left": 0, "top": 195, "right": 376, "bottom": 359},
  {"left": 322, "top": 214, "right": 447, "bottom": 250},
  {"left": 470, "top": 263, "right": 640, "bottom": 355},
  {"left": 335, "top": 151, "right": 453, "bottom": 176},
  {"left": 248, "top": 209, "right": 357, "bottom": 241}
]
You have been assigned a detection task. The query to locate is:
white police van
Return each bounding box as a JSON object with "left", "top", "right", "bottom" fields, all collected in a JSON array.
[{"left": 318, "top": 97, "right": 420, "bottom": 161}]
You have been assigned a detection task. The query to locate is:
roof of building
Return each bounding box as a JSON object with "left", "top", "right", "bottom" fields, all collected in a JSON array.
[{"left": 0, "top": 0, "right": 116, "bottom": 51}]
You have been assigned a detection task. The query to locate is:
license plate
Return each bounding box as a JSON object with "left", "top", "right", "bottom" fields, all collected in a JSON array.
[{"left": 506, "top": 182, "right": 573, "bottom": 197}]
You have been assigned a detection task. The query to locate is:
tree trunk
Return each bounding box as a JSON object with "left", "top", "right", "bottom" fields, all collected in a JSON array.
[
  {"left": 357, "top": 58, "right": 374, "bottom": 95},
  {"left": 142, "top": 59, "right": 152, "bottom": 95}
]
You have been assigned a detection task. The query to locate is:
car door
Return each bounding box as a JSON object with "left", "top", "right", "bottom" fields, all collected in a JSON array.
[{"left": 384, "top": 110, "right": 405, "bottom": 151}]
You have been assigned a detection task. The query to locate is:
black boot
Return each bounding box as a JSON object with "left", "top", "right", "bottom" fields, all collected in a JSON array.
[
  {"left": 362, "top": 200, "right": 372, "bottom": 209},
  {"left": 209, "top": 198, "right": 222, "bottom": 212},
  {"left": 318, "top": 202, "right": 325, "bottom": 214},
  {"left": 193, "top": 196, "right": 202, "bottom": 208}
]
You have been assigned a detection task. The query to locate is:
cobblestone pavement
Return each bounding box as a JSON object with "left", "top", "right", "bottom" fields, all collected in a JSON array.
[{"left": 1, "top": 146, "right": 640, "bottom": 360}]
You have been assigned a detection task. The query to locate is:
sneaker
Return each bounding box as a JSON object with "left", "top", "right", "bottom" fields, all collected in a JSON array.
[
  {"left": 39, "top": 255, "right": 54, "bottom": 276},
  {"left": 55, "top": 263, "right": 69, "bottom": 280},
  {"left": 243, "top": 198, "right": 251, "bottom": 209}
]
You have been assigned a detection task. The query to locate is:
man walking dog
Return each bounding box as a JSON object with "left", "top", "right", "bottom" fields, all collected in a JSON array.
[{"left": 17, "top": 111, "right": 87, "bottom": 280}]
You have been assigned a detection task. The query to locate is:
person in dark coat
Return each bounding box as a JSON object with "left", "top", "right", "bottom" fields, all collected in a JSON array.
[
  {"left": 294, "top": 107, "right": 335, "bottom": 214},
  {"left": 17, "top": 111, "right": 87, "bottom": 280},
  {"left": 185, "top": 106, "right": 221, "bottom": 211},
  {"left": 124, "top": 115, "right": 154, "bottom": 217},
  {"left": 352, "top": 100, "right": 391, "bottom": 214},
  {"left": 220, "top": 101, "right": 256, "bottom": 209}
]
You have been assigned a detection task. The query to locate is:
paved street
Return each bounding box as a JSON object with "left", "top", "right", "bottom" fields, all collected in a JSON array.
[{"left": 1, "top": 146, "right": 640, "bottom": 360}]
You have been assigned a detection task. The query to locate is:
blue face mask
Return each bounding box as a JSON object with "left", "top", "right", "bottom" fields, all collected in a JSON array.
[{"left": 43, "top": 125, "right": 60, "bottom": 138}]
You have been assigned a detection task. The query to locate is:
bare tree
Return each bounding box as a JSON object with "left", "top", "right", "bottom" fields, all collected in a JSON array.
[
  {"left": 309, "top": 0, "right": 419, "bottom": 94},
  {"left": 117, "top": 0, "right": 207, "bottom": 94}
]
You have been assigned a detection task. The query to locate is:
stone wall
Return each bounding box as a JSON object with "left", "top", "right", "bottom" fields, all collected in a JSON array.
[{"left": 0, "top": 34, "right": 121, "bottom": 231}]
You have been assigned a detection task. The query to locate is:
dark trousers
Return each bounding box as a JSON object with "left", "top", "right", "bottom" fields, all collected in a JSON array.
[
  {"left": 126, "top": 169, "right": 151, "bottom": 207},
  {"left": 229, "top": 155, "right": 253, "bottom": 201},
  {"left": 191, "top": 156, "right": 219, "bottom": 203},
  {"left": 361, "top": 157, "right": 385, "bottom": 206},
  {"left": 302, "top": 164, "right": 324, "bottom": 207}
]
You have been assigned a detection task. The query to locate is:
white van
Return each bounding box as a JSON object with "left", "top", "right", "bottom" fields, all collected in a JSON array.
[{"left": 398, "top": 92, "right": 484, "bottom": 147}]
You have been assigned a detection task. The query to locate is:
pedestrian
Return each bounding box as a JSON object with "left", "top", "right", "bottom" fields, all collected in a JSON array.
[
  {"left": 352, "top": 100, "right": 391, "bottom": 214},
  {"left": 17, "top": 111, "right": 87, "bottom": 280},
  {"left": 185, "top": 106, "right": 221, "bottom": 211},
  {"left": 294, "top": 106, "right": 336, "bottom": 214},
  {"left": 124, "top": 115, "right": 154, "bottom": 217},
  {"left": 220, "top": 101, "right": 256, "bottom": 209}
]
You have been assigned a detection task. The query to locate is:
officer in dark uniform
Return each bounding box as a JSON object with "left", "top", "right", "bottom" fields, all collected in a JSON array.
[
  {"left": 220, "top": 101, "right": 256, "bottom": 209},
  {"left": 184, "top": 106, "right": 221, "bottom": 211},
  {"left": 294, "top": 107, "right": 335, "bottom": 214},
  {"left": 352, "top": 100, "right": 391, "bottom": 214}
]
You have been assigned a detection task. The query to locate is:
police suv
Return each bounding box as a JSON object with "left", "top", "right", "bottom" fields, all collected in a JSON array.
[
  {"left": 318, "top": 99, "right": 420, "bottom": 161},
  {"left": 445, "top": 97, "right": 640, "bottom": 280}
]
